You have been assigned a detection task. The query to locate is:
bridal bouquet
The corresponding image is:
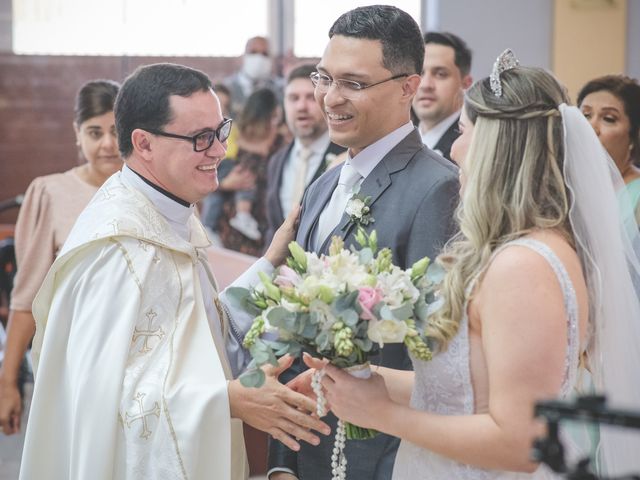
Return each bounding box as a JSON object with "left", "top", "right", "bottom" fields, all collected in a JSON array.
[{"left": 229, "top": 229, "right": 442, "bottom": 440}]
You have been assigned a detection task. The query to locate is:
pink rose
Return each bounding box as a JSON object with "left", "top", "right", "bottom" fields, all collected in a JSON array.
[
  {"left": 358, "top": 286, "right": 382, "bottom": 320},
  {"left": 274, "top": 265, "right": 301, "bottom": 288}
]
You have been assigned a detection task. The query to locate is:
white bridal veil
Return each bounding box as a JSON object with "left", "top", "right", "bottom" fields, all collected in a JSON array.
[{"left": 560, "top": 104, "right": 640, "bottom": 476}]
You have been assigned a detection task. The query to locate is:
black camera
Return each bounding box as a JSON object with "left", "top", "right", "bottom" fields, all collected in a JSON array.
[{"left": 532, "top": 395, "right": 640, "bottom": 479}]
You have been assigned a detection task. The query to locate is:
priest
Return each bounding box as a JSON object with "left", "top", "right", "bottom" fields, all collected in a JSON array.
[{"left": 19, "top": 63, "right": 329, "bottom": 480}]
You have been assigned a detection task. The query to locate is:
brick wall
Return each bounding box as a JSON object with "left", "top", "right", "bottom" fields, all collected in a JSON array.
[{"left": 0, "top": 53, "right": 240, "bottom": 223}]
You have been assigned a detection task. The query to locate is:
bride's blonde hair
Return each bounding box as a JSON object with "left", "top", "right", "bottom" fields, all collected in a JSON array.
[{"left": 428, "top": 66, "right": 573, "bottom": 347}]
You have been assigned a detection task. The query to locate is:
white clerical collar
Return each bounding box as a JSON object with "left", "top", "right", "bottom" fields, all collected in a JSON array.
[
  {"left": 348, "top": 121, "right": 415, "bottom": 179},
  {"left": 420, "top": 110, "right": 460, "bottom": 149},
  {"left": 293, "top": 130, "right": 330, "bottom": 157},
  {"left": 121, "top": 164, "right": 194, "bottom": 240}
]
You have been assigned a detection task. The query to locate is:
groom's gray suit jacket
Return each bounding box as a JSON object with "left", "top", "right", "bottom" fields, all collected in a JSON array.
[{"left": 268, "top": 128, "right": 459, "bottom": 480}]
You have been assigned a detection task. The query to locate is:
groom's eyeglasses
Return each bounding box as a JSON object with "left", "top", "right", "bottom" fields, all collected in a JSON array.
[
  {"left": 310, "top": 71, "right": 409, "bottom": 99},
  {"left": 144, "top": 118, "right": 233, "bottom": 152}
]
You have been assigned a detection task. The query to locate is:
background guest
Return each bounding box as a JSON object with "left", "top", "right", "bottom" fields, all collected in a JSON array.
[
  {"left": 577, "top": 75, "right": 640, "bottom": 225},
  {"left": 217, "top": 88, "right": 286, "bottom": 255},
  {"left": 224, "top": 36, "right": 284, "bottom": 118},
  {"left": 265, "top": 63, "right": 346, "bottom": 245},
  {"left": 0, "top": 79, "right": 122, "bottom": 435},
  {"left": 412, "top": 32, "right": 472, "bottom": 161}
]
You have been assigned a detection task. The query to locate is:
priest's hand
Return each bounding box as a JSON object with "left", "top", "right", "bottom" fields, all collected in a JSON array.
[
  {"left": 228, "top": 354, "right": 331, "bottom": 451},
  {"left": 265, "top": 205, "right": 300, "bottom": 267}
]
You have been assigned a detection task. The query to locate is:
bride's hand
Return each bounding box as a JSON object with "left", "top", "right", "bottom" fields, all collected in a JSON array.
[
  {"left": 286, "top": 353, "right": 329, "bottom": 402},
  {"left": 320, "top": 363, "right": 391, "bottom": 430}
]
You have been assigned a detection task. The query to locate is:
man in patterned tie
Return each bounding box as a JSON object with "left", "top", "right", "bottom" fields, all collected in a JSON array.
[
  {"left": 268, "top": 6, "right": 459, "bottom": 480},
  {"left": 265, "top": 63, "right": 346, "bottom": 245},
  {"left": 19, "top": 63, "right": 329, "bottom": 480}
]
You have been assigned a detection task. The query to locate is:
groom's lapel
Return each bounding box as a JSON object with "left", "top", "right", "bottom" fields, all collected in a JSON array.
[{"left": 333, "top": 130, "right": 422, "bottom": 243}]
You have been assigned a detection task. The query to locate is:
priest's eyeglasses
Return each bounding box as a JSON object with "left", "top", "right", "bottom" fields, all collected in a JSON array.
[
  {"left": 144, "top": 118, "right": 233, "bottom": 152},
  {"left": 310, "top": 72, "right": 409, "bottom": 98}
]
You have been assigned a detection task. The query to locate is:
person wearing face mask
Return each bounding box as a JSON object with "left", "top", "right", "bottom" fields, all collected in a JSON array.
[
  {"left": 577, "top": 75, "right": 640, "bottom": 226},
  {"left": 0, "top": 79, "right": 123, "bottom": 435},
  {"left": 223, "top": 36, "right": 284, "bottom": 119}
]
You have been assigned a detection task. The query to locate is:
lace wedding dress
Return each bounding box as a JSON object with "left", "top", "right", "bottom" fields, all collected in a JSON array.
[{"left": 392, "top": 238, "right": 582, "bottom": 480}]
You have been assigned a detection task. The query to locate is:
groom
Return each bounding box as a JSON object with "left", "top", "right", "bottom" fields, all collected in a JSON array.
[{"left": 268, "top": 6, "right": 459, "bottom": 480}]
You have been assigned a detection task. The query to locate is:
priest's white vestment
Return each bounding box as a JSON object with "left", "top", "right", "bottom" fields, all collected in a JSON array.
[{"left": 20, "top": 169, "right": 263, "bottom": 479}]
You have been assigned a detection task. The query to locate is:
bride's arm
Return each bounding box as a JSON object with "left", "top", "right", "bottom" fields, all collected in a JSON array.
[
  {"left": 322, "top": 246, "right": 572, "bottom": 472},
  {"left": 370, "top": 366, "right": 414, "bottom": 406}
]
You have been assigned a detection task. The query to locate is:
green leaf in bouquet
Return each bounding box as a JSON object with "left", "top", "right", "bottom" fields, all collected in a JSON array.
[
  {"left": 414, "top": 296, "right": 429, "bottom": 322},
  {"left": 316, "top": 331, "right": 331, "bottom": 351},
  {"left": 309, "top": 310, "right": 321, "bottom": 325},
  {"left": 354, "top": 227, "right": 368, "bottom": 248},
  {"left": 358, "top": 247, "right": 374, "bottom": 265},
  {"left": 288, "top": 241, "right": 308, "bottom": 272},
  {"left": 333, "top": 291, "right": 359, "bottom": 313},
  {"left": 266, "top": 306, "right": 295, "bottom": 329},
  {"left": 353, "top": 337, "right": 373, "bottom": 352},
  {"left": 410, "top": 256, "right": 430, "bottom": 281},
  {"left": 258, "top": 271, "right": 281, "bottom": 302},
  {"left": 340, "top": 308, "right": 359, "bottom": 327},
  {"left": 379, "top": 304, "right": 393, "bottom": 321},
  {"left": 369, "top": 230, "right": 378, "bottom": 254},
  {"left": 226, "top": 287, "right": 262, "bottom": 316},
  {"left": 239, "top": 368, "right": 266, "bottom": 388},
  {"left": 264, "top": 340, "right": 291, "bottom": 357},
  {"left": 286, "top": 343, "right": 302, "bottom": 357},
  {"left": 392, "top": 302, "right": 414, "bottom": 321},
  {"left": 426, "top": 262, "right": 445, "bottom": 284},
  {"left": 301, "top": 320, "right": 319, "bottom": 339},
  {"left": 250, "top": 339, "right": 278, "bottom": 367}
]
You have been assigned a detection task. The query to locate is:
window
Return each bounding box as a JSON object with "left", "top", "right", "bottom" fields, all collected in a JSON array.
[
  {"left": 293, "top": 0, "right": 422, "bottom": 58},
  {"left": 12, "top": 0, "right": 267, "bottom": 56}
]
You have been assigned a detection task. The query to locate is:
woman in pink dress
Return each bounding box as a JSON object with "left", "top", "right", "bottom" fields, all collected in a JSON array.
[{"left": 0, "top": 79, "right": 122, "bottom": 434}]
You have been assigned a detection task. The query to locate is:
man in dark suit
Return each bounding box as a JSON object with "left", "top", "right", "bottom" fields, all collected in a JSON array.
[
  {"left": 413, "top": 32, "right": 473, "bottom": 161},
  {"left": 265, "top": 64, "right": 346, "bottom": 245},
  {"left": 268, "top": 6, "right": 459, "bottom": 480}
]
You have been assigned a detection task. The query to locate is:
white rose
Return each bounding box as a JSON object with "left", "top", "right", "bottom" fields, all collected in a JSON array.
[
  {"left": 345, "top": 198, "right": 366, "bottom": 218},
  {"left": 367, "top": 319, "right": 408, "bottom": 347}
]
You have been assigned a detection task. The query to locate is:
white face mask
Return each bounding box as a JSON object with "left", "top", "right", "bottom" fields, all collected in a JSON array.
[{"left": 242, "top": 54, "right": 272, "bottom": 80}]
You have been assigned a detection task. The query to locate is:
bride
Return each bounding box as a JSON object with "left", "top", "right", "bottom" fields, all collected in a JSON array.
[{"left": 303, "top": 51, "right": 640, "bottom": 478}]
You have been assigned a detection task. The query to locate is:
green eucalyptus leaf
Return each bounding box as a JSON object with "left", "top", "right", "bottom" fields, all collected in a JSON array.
[
  {"left": 379, "top": 305, "right": 393, "bottom": 320},
  {"left": 239, "top": 368, "right": 266, "bottom": 388},
  {"left": 341, "top": 309, "right": 359, "bottom": 327},
  {"left": 266, "top": 306, "right": 294, "bottom": 328},
  {"left": 392, "top": 302, "right": 413, "bottom": 321},
  {"left": 426, "top": 262, "right": 445, "bottom": 284}
]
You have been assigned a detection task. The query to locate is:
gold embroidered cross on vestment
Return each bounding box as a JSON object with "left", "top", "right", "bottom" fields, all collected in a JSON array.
[
  {"left": 133, "top": 308, "right": 165, "bottom": 354},
  {"left": 125, "top": 392, "right": 161, "bottom": 439}
]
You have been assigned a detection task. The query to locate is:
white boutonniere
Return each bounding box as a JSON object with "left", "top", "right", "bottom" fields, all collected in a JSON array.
[{"left": 345, "top": 187, "right": 375, "bottom": 227}]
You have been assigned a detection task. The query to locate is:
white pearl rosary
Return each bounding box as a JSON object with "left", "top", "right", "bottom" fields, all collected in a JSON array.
[{"left": 311, "top": 370, "right": 347, "bottom": 480}]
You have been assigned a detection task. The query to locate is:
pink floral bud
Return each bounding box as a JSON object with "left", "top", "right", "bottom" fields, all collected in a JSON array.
[
  {"left": 358, "top": 286, "right": 382, "bottom": 320},
  {"left": 274, "top": 265, "right": 302, "bottom": 288}
]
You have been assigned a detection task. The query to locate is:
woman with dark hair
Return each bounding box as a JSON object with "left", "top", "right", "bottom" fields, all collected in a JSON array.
[
  {"left": 217, "top": 87, "right": 285, "bottom": 255},
  {"left": 578, "top": 75, "right": 640, "bottom": 224},
  {"left": 0, "top": 79, "right": 122, "bottom": 434}
]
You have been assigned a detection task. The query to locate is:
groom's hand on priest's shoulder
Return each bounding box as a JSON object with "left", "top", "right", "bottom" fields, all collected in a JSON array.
[{"left": 227, "top": 354, "right": 331, "bottom": 452}]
